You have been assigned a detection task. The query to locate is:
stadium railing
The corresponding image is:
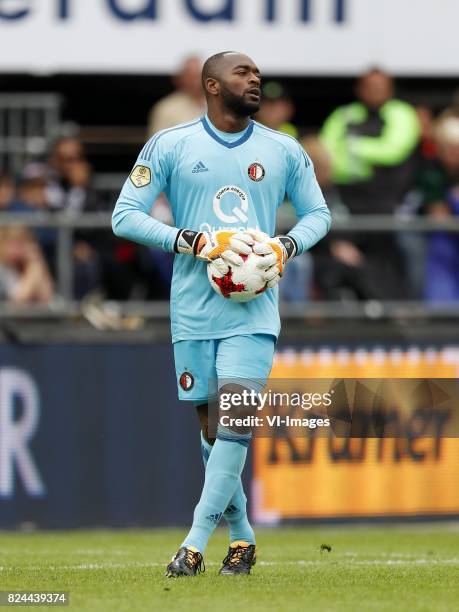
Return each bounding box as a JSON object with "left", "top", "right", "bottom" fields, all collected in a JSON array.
[
  {"left": 0, "top": 93, "right": 62, "bottom": 175},
  {"left": 1, "top": 212, "right": 459, "bottom": 322}
]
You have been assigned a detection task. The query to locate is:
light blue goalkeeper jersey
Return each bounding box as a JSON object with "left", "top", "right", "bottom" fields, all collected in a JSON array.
[{"left": 112, "top": 116, "right": 331, "bottom": 342}]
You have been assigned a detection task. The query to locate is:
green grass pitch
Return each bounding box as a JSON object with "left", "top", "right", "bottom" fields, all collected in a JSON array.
[{"left": 1, "top": 525, "right": 458, "bottom": 611}]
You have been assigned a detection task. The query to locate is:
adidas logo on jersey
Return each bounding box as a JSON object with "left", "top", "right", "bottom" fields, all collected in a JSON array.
[{"left": 192, "top": 161, "right": 209, "bottom": 173}]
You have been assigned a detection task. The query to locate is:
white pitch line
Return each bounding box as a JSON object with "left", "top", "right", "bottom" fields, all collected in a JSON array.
[{"left": 1, "top": 558, "right": 459, "bottom": 571}]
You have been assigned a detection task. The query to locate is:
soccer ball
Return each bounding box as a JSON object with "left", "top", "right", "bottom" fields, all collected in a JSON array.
[{"left": 207, "top": 251, "right": 269, "bottom": 302}]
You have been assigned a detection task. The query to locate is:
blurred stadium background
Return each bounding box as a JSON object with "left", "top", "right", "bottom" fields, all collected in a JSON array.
[{"left": 1, "top": 0, "right": 459, "bottom": 532}]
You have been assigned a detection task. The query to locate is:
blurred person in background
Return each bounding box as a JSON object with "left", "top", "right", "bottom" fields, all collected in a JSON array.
[
  {"left": 20, "top": 139, "right": 102, "bottom": 299},
  {"left": 394, "top": 104, "right": 438, "bottom": 299},
  {"left": 319, "top": 68, "right": 421, "bottom": 299},
  {"left": 46, "top": 137, "right": 103, "bottom": 298},
  {"left": 0, "top": 174, "right": 15, "bottom": 209},
  {"left": 147, "top": 56, "right": 206, "bottom": 135},
  {"left": 320, "top": 68, "right": 420, "bottom": 213},
  {"left": 437, "top": 87, "right": 459, "bottom": 121},
  {"left": 415, "top": 105, "right": 437, "bottom": 162},
  {"left": 417, "top": 115, "right": 459, "bottom": 302},
  {"left": 12, "top": 177, "right": 48, "bottom": 212},
  {"left": 278, "top": 136, "right": 340, "bottom": 302},
  {"left": 9, "top": 176, "right": 57, "bottom": 268},
  {"left": 299, "top": 136, "right": 377, "bottom": 301},
  {"left": 258, "top": 82, "right": 300, "bottom": 300},
  {"left": 45, "top": 137, "right": 97, "bottom": 212},
  {"left": 146, "top": 58, "right": 206, "bottom": 294},
  {"left": 0, "top": 225, "right": 54, "bottom": 304},
  {"left": 300, "top": 136, "right": 347, "bottom": 214},
  {"left": 255, "top": 81, "right": 298, "bottom": 138}
]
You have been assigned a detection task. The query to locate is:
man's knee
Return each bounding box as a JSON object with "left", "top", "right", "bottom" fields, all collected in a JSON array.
[
  {"left": 218, "top": 383, "right": 260, "bottom": 436},
  {"left": 195, "top": 403, "right": 215, "bottom": 445}
]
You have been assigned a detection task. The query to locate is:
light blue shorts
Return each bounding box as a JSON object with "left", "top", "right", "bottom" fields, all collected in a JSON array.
[{"left": 173, "top": 334, "right": 276, "bottom": 402}]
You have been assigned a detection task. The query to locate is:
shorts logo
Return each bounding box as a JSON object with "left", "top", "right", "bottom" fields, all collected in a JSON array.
[
  {"left": 130, "top": 165, "right": 151, "bottom": 188},
  {"left": 206, "top": 512, "right": 222, "bottom": 524},
  {"left": 248, "top": 162, "right": 265, "bottom": 182},
  {"left": 179, "top": 371, "right": 194, "bottom": 391},
  {"left": 213, "top": 185, "right": 249, "bottom": 224}
]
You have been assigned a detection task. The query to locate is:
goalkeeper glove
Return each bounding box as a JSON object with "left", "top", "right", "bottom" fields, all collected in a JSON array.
[
  {"left": 245, "top": 229, "right": 297, "bottom": 288},
  {"left": 174, "top": 228, "right": 254, "bottom": 265}
]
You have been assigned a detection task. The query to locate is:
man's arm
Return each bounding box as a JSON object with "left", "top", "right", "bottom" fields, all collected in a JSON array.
[
  {"left": 251, "top": 143, "right": 331, "bottom": 287},
  {"left": 285, "top": 144, "right": 332, "bottom": 254},
  {"left": 112, "top": 135, "right": 178, "bottom": 251},
  {"left": 112, "top": 162, "right": 178, "bottom": 252},
  {"left": 112, "top": 141, "right": 254, "bottom": 262},
  {"left": 350, "top": 100, "right": 420, "bottom": 166}
]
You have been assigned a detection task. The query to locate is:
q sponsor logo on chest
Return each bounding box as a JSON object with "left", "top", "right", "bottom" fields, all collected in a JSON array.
[{"left": 213, "top": 185, "right": 249, "bottom": 224}]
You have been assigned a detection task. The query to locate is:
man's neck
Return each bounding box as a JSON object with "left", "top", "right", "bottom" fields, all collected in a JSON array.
[{"left": 206, "top": 109, "right": 250, "bottom": 133}]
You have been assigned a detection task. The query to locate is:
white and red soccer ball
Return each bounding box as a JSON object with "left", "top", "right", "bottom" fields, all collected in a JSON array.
[{"left": 207, "top": 249, "right": 269, "bottom": 303}]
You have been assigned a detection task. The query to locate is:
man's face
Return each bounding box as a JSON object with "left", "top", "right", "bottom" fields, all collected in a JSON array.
[
  {"left": 439, "top": 142, "right": 459, "bottom": 172},
  {"left": 176, "top": 57, "right": 203, "bottom": 99},
  {"left": 217, "top": 54, "right": 262, "bottom": 117},
  {"left": 357, "top": 72, "right": 393, "bottom": 110},
  {"left": 52, "top": 139, "right": 84, "bottom": 174}
]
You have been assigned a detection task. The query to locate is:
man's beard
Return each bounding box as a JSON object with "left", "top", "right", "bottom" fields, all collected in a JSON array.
[{"left": 220, "top": 86, "right": 260, "bottom": 117}]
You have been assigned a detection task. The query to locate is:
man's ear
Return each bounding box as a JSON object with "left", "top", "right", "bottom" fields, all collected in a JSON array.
[{"left": 205, "top": 78, "right": 219, "bottom": 97}]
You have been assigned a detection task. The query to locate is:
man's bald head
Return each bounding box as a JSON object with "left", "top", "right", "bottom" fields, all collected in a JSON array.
[
  {"left": 202, "top": 51, "right": 236, "bottom": 88},
  {"left": 202, "top": 52, "right": 258, "bottom": 89},
  {"left": 201, "top": 52, "right": 262, "bottom": 117}
]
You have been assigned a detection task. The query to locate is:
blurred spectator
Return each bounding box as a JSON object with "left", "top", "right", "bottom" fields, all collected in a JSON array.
[
  {"left": 394, "top": 105, "right": 438, "bottom": 299},
  {"left": 257, "top": 86, "right": 299, "bottom": 301},
  {"left": 9, "top": 177, "right": 57, "bottom": 264},
  {"left": 320, "top": 68, "right": 420, "bottom": 213},
  {"left": 300, "top": 136, "right": 347, "bottom": 215},
  {"left": 0, "top": 174, "right": 15, "bottom": 209},
  {"left": 20, "top": 139, "right": 103, "bottom": 298},
  {"left": 14, "top": 177, "right": 48, "bottom": 210},
  {"left": 145, "top": 58, "right": 204, "bottom": 294},
  {"left": 299, "top": 136, "right": 365, "bottom": 300},
  {"left": 418, "top": 115, "right": 459, "bottom": 302},
  {"left": 255, "top": 82, "right": 298, "bottom": 138},
  {"left": 44, "top": 138, "right": 103, "bottom": 297},
  {"left": 302, "top": 135, "right": 403, "bottom": 301},
  {"left": 23, "top": 136, "right": 97, "bottom": 213},
  {"left": 437, "top": 88, "right": 459, "bottom": 121},
  {"left": 279, "top": 137, "right": 337, "bottom": 302},
  {"left": 147, "top": 56, "right": 206, "bottom": 135},
  {"left": 46, "top": 137, "right": 97, "bottom": 212},
  {"left": 0, "top": 226, "right": 54, "bottom": 304},
  {"left": 319, "top": 69, "right": 421, "bottom": 299},
  {"left": 415, "top": 105, "right": 437, "bottom": 161}
]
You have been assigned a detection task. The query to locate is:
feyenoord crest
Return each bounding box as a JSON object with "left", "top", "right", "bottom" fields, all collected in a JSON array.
[
  {"left": 130, "top": 164, "right": 151, "bottom": 188},
  {"left": 179, "top": 371, "right": 194, "bottom": 391},
  {"left": 248, "top": 162, "right": 265, "bottom": 182}
]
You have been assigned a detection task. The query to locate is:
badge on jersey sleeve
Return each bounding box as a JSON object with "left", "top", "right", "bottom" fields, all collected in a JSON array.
[{"left": 130, "top": 165, "right": 151, "bottom": 188}]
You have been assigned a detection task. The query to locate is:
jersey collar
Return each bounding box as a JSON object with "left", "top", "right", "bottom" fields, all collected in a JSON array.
[{"left": 201, "top": 116, "right": 254, "bottom": 149}]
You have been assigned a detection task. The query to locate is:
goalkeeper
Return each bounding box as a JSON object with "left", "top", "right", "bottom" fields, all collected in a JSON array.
[{"left": 112, "top": 51, "right": 331, "bottom": 577}]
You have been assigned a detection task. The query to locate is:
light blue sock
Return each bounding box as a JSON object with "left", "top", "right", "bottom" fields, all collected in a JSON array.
[
  {"left": 182, "top": 431, "right": 250, "bottom": 553},
  {"left": 200, "top": 432, "right": 255, "bottom": 545}
]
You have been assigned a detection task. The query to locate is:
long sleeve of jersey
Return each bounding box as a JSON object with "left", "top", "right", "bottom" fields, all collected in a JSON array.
[
  {"left": 285, "top": 143, "right": 332, "bottom": 255},
  {"left": 112, "top": 141, "right": 178, "bottom": 252}
]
